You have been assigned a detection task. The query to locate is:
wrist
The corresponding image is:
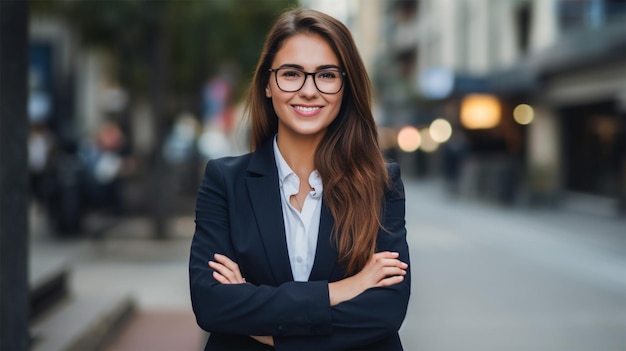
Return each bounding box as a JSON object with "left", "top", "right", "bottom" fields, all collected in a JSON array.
[
  {"left": 328, "top": 275, "right": 361, "bottom": 306},
  {"left": 328, "top": 281, "right": 341, "bottom": 306}
]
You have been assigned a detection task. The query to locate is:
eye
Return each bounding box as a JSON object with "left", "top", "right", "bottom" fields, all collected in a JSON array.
[
  {"left": 317, "top": 70, "right": 339, "bottom": 80},
  {"left": 280, "top": 69, "right": 303, "bottom": 79}
]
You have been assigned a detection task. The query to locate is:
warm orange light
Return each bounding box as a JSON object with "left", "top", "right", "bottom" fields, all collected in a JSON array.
[
  {"left": 460, "top": 94, "right": 501, "bottom": 129},
  {"left": 397, "top": 126, "right": 421, "bottom": 152}
]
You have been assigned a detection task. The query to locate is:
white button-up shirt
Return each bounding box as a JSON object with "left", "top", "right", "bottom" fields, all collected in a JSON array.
[{"left": 273, "top": 137, "right": 323, "bottom": 281}]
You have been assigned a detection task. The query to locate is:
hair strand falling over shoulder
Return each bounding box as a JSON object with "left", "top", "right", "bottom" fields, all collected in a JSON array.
[{"left": 245, "top": 7, "right": 389, "bottom": 275}]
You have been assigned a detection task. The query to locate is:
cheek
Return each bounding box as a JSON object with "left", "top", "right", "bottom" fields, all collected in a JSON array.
[
  {"left": 331, "top": 94, "right": 344, "bottom": 111},
  {"left": 271, "top": 97, "right": 287, "bottom": 119}
]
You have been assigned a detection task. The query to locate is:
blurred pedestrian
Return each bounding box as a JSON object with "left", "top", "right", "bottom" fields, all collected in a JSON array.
[
  {"left": 189, "top": 8, "right": 410, "bottom": 350},
  {"left": 442, "top": 128, "right": 468, "bottom": 196},
  {"left": 80, "top": 120, "right": 132, "bottom": 214},
  {"left": 28, "top": 122, "right": 57, "bottom": 214}
]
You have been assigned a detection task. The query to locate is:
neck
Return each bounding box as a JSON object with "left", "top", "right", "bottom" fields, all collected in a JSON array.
[{"left": 276, "top": 132, "right": 320, "bottom": 177}]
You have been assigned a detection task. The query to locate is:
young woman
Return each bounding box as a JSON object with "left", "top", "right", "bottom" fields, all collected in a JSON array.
[{"left": 189, "top": 7, "right": 410, "bottom": 350}]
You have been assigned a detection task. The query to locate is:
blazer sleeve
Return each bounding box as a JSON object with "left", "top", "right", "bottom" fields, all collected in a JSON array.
[
  {"left": 189, "top": 159, "right": 333, "bottom": 337},
  {"left": 273, "top": 162, "right": 411, "bottom": 350}
]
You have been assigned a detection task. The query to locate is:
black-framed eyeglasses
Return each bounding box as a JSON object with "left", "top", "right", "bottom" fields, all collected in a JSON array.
[{"left": 269, "top": 67, "right": 346, "bottom": 94}]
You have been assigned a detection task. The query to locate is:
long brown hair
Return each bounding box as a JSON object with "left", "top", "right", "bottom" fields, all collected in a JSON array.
[{"left": 244, "top": 7, "right": 388, "bottom": 275}]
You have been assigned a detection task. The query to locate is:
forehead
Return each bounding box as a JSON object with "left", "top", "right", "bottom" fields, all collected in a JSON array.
[{"left": 272, "top": 33, "right": 340, "bottom": 69}]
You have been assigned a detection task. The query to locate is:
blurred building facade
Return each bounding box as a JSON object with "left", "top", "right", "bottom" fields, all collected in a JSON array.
[
  {"left": 373, "top": 0, "right": 625, "bottom": 217},
  {"left": 27, "top": 1, "right": 299, "bottom": 237},
  {"left": 301, "top": 0, "right": 385, "bottom": 75},
  {"left": 29, "top": 14, "right": 148, "bottom": 234},
  {"left": 28, "top": 0, "right": 625, "bottom": 218}
]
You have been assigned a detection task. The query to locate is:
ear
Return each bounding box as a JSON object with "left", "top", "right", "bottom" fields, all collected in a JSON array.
[{"left": 265, "top": 84, "right": 272, "bottom": 98}]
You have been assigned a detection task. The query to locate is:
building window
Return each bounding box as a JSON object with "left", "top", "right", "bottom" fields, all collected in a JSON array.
[
  {"left": 457, "top": 0, "right": 470, "bottom": 72},
  {"left": 516, "top": 3, "right": 532, "bottom": 55},
  {"left": 395, "top": 48, "right": 416, "bottom": 79},
  {"left": 393, "top": 0, "right": 418, "bottom": 21},
  {"left": 559, "top": 0, "right": 626, "bottom": 30}
]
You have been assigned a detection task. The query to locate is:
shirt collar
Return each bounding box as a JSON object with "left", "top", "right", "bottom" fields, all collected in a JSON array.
[
  {"left": 273, "top": 135, "right": 323, "bottom": 198},
  {"left": 308, "top": 170, "right": 323, "bottom": 199}
]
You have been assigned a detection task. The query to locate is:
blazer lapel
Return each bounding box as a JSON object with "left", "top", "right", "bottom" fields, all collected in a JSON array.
[
  {"left": 246, "top": 140, "right": 294, "bottom": 284},
  {"left": 308, "top": 200, "right": 339, "bottom": 281}
]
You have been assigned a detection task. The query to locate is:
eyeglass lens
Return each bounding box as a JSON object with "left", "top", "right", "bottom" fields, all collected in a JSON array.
[{"left": 274, "top": 68, "right": 343, "bottom": 94}]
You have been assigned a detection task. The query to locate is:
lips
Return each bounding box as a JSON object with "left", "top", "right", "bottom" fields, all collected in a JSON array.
[{"left": 293, "top": 105, "right": 322, "bottom": 117}]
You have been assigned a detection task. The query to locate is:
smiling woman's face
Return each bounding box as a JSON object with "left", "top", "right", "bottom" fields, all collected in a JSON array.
[{"left": 265, "top": 33, "right": 344, "bottom": 143}]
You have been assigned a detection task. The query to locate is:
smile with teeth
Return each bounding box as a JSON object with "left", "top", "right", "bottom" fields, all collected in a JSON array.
[{"left": 293, "top": 105, "right": 321, "bottom": 113}]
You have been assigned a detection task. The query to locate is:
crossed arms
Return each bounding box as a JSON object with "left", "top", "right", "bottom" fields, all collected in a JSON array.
[{"left": 189, "top": 160, "right": 410, "bottom": 350}]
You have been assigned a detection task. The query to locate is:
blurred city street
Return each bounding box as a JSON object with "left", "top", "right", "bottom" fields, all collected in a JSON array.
[
  {"left": 29, "top": 176, "right": 626, "bottom": 351},
  {"left": 400, "top": 178, "right": 626, "bottom": 351},
  {"left": 1, "top": 1, "right": 622, "bottom": 350}
]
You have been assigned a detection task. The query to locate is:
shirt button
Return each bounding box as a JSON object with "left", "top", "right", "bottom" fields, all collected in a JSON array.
[{"left": 296, "top": 256, "right": 303, "bottom": 263}]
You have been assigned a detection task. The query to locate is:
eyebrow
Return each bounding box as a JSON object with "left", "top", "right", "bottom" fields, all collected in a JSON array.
[{"left": 277, "top": 63, "right": 342, "bottom": 71}]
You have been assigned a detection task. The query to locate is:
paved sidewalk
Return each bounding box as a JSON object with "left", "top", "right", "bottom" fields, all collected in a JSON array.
[
  {"left": 29, "top": 178, "right": 625, "bottom": 350},
  {"left": 105, "top": 310, "right": 205, "bottom": 351},
  {"left": 399, "top": 179, "right": 626, "bottom": 350},
  {"left": 77, "top": 215, "right": 207, "bottom": 350},
  {"left": 29, "top": 204, "right": 207, "bottom": 350}
]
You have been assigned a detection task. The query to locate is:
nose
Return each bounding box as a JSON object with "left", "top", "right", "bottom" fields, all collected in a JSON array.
[{"left": 298, "top": 74, "right": 318, "bottom": 97}]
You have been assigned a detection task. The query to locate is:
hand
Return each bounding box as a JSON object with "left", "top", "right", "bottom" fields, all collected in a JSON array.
[
  {"left": 208, "top": 253, "right": 246, "bottom": 284},
  {"left": 328, "top": 251, "right": 407, "bottom": 306},
  {"left": 251, "top": 335, "right": 274, "bottom": 346},
  {"left": 209, "top": 255, "right": 274, "bottom": 344},
  {"left": 354, "top": 251, "right": 408, "bottom": 288}
]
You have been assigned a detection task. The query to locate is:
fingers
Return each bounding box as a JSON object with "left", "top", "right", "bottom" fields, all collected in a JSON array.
[
  {"left": 376, "top": 258, "right": 408, "bottom": 269},
  {"left": 208, "top": 253, "right": 245, "bottom": 284},
  {"left": 373, "top": 251, "right": 400, "bottom": 259},
  {"left": 367, "top": 251, "right": 408, "bottom": 287},
  {"left": 380, "top": 265, "right": 407, "bottom": 278},
  {"left": 208, "top": 260, "right": 245, "bottom": 284},
  {"left": 369, "top": 251, "right": 408, "bottom": 270},
  {"left": 376, "top": 275, "right": 405, "bottom": 287},
  {"left": 212, "top": 270, "right": 246, "bottom": 284},
  {"left": 250, "top": 336, "right": 274, "bottom": 346},
  {"left": 212, "top": 271, "right": 230, "bottom": 284},
  {"left": 214, "top": 253, "right": 240, "bottom": 271}
]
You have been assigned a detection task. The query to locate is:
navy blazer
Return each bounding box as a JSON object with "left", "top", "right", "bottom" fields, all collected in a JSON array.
[{"left": 189, "top": 139, "right": 410, "bottom": 350}]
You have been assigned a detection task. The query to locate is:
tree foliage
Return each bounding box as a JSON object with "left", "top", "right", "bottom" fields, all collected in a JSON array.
[{"left": 30, "top": 0, "right": 298, "bottom": 101}]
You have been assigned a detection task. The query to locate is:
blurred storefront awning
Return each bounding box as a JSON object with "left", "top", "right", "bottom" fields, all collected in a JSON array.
[
  {"left": 419, "top": 68, "right": 538, "bottom": 101},
  {"left": 528, "top": 21, "right": 626, "bottom": 76}
]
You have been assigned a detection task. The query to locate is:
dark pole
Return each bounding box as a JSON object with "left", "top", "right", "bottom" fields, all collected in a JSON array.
[
  {"left": 0, "top": 0, "right": 30, "bottom": 350},
  {"left": 150, "top": 7, "right": 170, "bottom": 240}
]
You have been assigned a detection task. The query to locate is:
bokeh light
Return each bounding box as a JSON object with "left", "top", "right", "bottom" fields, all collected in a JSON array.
[
  {"left": 419, "top": 128, "right": 439, "bottom": 153},
  {"left": 513, "top": 104, "right": 534, "bottom": 125},
  {"left": 429, "top": 118, "right": 453, "bottom": 143},
  {"left": 460, "top": 94, "right": 501, "bottom": 129},
  {"left": 397, "top": 126, "right": 421, "bottom": 152}
]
